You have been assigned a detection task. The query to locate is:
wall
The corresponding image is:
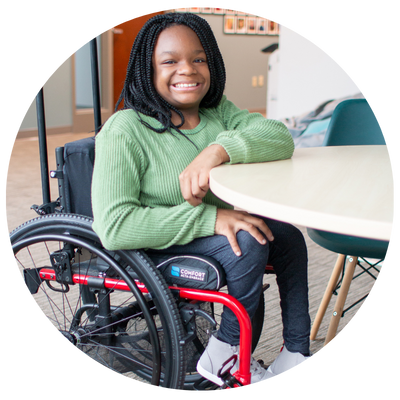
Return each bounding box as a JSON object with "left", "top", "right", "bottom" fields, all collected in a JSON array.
[
  {"left": 75, "top": 39, "right": 101, "bottom": 109},
  {"left": 203, "top": 14, "right": 278, "bottom": 111},
  {"left": 276, "top": 22, "right": 400, "bottom": 119},
  {"left": 19, "top": 57, "right": 73, "bottom": 131}
]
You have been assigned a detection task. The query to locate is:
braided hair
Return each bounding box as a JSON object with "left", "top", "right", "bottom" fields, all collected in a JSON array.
[{"left": 115, "top": 12, "right": 226, "bottom": 136}]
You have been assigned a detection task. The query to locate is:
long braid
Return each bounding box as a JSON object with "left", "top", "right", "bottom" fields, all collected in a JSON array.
[{"left": 115, "top": 12, "right": 226, "bottom": 137}]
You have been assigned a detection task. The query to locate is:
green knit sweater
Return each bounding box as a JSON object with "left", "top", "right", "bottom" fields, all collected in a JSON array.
[{"left": 91, "top": 96, "right": 294, "bottom": 250}]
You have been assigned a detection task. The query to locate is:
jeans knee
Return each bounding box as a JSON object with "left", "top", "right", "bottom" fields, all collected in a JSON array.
[
  {"left": 236, "top": 230, "right": 270, "bottom": 266},
  {"left": 223, "top": 231, "right": 268, "bottom": 310}
]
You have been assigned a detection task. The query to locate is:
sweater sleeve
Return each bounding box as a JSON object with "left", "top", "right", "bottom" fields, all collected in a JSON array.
[
  {"left": 91, "top": 118, "right": 217, "bottom": 251},
  {"left": 208, "top": 96, "right": 294, "bottom": 164}
]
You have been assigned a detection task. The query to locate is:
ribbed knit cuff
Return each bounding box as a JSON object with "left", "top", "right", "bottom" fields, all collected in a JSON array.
[
  {"left": 194, "top": 204, "right": 218, "bottom": 238},
  {"left": 209, "top": 134, "right": 246, "bottom": 164}
]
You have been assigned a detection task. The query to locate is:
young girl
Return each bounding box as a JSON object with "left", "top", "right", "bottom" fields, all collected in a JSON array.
[{"left": 92, "top": 12, "right": 310, "bottom": 385}]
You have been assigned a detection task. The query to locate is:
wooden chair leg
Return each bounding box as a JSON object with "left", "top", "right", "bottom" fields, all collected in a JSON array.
[
  {"left": 310, "top": 254, "right": 346, "bottom": 340},
  {"left": 324, "top": 256, "right": 358, "bottom": 345}
]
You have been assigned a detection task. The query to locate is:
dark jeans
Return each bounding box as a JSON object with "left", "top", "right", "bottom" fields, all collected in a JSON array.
[{"left": 147, "top": 217, "right": 310, "bottom": 355}]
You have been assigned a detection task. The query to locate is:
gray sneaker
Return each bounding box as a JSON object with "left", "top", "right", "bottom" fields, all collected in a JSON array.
[
  {"left": 249, "top": 357, "right": 270, "bottom": 383},
  {"left": 267, "top": 346, "right": 314, "bottom": 386},
  {"left": 196, "top": 335, "right": 269, "bottom": 386},
  {"left": 196, "top": 335, "right": 239, "bottom": 386}
]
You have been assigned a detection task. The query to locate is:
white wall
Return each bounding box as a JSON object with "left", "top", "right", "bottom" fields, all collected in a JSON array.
[
  {"left": 266, "top": 49, "right": 279, "bottom": 118},
  {"left": 75, "top": 36, "right": 102, "bottom": 109},
  {"left": 19, "top": 58, "right": 73, "bottom": 130},
  {"left": 203, "top": 15, "right": 277, "bottom": 111},
  {"left": 276, "top": 22, "right": 400, "bottom": 119}
]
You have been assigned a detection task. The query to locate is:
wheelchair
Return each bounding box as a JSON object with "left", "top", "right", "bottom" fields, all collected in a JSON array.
[{"left": 10, "top": 40, "right": 273, "bottom": 390}]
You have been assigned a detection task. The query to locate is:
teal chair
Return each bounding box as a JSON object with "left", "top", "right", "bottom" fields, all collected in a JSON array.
[{"left": 308, "top": 99, "right": 389, "bottom": 345}]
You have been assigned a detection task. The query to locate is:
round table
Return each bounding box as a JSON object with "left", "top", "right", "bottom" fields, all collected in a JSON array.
[
  {"left": 210, "top": 145, "right": 393, "bottom": 344},
  {"left": 210, "top": 145, "right": 393, "bottom": 241}
]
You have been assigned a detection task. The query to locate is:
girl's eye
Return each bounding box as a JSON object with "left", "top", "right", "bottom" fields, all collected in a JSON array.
[{"left": 161, "top": 58, "right": 206, "bottom": 65}]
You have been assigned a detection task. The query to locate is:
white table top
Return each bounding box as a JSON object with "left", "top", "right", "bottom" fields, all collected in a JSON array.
[{"left": 210, "top": 145, "right": 393, "bottom": 241}]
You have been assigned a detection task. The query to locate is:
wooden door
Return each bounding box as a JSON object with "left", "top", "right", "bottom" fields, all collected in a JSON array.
[{"left": 113, "top": 11, "right": 164, "bottom": 109}]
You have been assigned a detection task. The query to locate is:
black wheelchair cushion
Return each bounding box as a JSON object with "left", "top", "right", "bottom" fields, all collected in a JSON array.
[
  {"left": 63, "top": 137, "right": 95, "bottom": 217},
  {"left": 148, "top": 253, "right": 227, "bottom": 290}
]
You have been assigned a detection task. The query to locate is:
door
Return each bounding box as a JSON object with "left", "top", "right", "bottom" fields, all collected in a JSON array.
[
  {"left": 71, "top": 11, "right": 164, "bottom": 133},
  {"left": 113, "top": 11, "right": 164, "bottom": 109}
]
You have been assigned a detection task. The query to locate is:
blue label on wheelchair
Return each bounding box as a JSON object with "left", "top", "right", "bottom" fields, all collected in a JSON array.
[{"left": 171, "top": 265, "right": 206, "bottom": 282}]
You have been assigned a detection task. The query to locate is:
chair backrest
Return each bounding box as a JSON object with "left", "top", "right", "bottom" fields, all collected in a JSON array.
[
  {"left": 62, "top": 136, "right": 95, "bottom": 217},
  {"left": 322, "top": 99, "right": 385, "bottom": 146}
]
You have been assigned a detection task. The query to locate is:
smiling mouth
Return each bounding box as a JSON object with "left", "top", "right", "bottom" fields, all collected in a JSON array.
[{"left": 173, "top": 83, "right": 199, "bottom": 88}]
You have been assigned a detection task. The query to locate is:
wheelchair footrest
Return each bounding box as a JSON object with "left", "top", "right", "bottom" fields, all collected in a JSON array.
[{"left": 217, "top": 355, "right": 243, "bottom": 388}]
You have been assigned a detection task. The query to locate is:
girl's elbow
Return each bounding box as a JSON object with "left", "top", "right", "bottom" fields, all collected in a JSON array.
[
  {"left": 92, "top": 219, "right": 119, "bottom": 250},
  {"left": 98, "top": 233, "right": 118, "bottom": 250}
]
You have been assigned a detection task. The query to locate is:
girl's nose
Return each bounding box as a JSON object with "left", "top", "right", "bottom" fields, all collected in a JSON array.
[{"left": 177, "top": 60, "right": 197, "bottom": 75}]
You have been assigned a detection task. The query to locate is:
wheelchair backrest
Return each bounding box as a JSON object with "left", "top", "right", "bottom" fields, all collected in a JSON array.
[{"left": 61, "top": 136, "right": 95, "bottom": 217}]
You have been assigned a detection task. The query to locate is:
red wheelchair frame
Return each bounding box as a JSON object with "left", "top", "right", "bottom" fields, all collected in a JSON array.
[{"left": 39, "top": 266, "right": 254, "bottom": 386}]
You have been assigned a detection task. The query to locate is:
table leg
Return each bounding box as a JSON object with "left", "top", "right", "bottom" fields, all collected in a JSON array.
[
  {"left": 324, "top": 256, "right": 358, "bottom": 345},
  {"left": 310, "top": 254, "right": 345, "bottom": 340}
]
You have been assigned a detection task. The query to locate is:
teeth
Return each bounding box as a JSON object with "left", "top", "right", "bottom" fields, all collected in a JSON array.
[{"left": 174, "top": 83, "right": 198, "bottom": 88}]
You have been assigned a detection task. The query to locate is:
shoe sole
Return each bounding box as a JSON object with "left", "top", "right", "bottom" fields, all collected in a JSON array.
[{"left": 196, "top": 362, "right": 224, "bottom": 386}]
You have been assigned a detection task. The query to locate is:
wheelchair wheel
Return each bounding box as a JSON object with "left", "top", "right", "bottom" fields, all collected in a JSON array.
[{"left": 10, "top": 214, "right": 187, "bottom": 389}]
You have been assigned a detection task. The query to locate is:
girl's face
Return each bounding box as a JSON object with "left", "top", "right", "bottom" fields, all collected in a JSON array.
[{"left": 152, "top": 25, "right": 211, "bottom": 115}]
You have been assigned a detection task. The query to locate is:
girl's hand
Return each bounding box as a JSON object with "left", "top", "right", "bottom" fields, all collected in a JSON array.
[
  {"left": 179, "top": 144, "right": 229, "bottom": 206},
  {"left": 215, "top": 209, "right": 274, "bottom": 256}
]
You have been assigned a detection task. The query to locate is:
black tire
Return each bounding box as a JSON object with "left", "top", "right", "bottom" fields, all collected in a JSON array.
[{"left": 10, "top": 214, "right": 187, "bottom": 389}]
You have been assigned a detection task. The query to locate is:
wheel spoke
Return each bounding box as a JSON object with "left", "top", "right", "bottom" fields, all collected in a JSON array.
[
  {"left": 17, "top": 238, "right": 193, "bottom": 387},
  {"left": 11, "top": 221, "right": 187, "bottom": 389}
]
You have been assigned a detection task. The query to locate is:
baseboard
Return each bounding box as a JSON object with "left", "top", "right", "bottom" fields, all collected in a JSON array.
[{"left": 17, "top": 125, "right": 72, "bottom": 139}]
